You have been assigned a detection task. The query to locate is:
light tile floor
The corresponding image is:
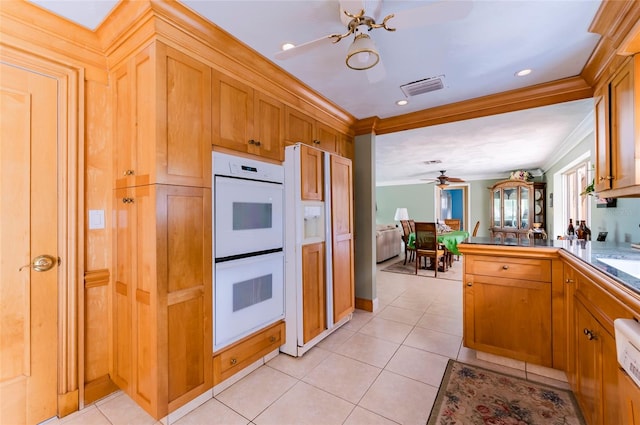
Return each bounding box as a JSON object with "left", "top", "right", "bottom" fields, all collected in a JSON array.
[{"left": 52, "top": 258, "right": 571, "bottom": 425}]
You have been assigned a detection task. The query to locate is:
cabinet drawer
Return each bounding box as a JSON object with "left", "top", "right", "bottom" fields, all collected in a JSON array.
[
  {"left": 465, "top": 255, "right": 551, "bottom": 282},
  {"left": 213, "top": 320, "right": 285, "bottom": 384}
]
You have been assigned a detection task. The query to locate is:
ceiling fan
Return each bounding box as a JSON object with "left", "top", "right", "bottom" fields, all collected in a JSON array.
[
  {"left": 274, "top": 0, "right": 473, "bottom": 82},
  {"left": 425, "top": 170, "right": 465, "bottom": 188}
]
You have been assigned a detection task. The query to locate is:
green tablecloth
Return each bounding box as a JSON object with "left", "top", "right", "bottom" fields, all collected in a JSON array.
[{"left": 407, "top": 230, "right": 470, "bottom": 256}]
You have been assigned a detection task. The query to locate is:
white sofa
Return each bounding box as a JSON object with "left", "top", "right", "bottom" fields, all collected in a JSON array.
[{"left": 376, "top": 224, "right": 402, "bottom": 263}]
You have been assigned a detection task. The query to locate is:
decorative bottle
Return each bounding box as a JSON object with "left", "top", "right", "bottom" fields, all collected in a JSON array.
[
  {"left": 581, "top": 220, "right": 591, "bottom": 241},
  {"left": 576, "top": 220, "right": 585, "bottom": 239},
  {"left": 567, "top": 219, "right": 575, "bottom": 236}
]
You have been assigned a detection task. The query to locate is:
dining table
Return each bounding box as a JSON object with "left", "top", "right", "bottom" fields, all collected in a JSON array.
[{"left": 407, "top": 230, "right": 470, "bottom": 256}]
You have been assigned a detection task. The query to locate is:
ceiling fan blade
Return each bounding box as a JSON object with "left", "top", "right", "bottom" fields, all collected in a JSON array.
[
  {"left": 274, "top": 35, "right": 337, "bottom": 60},
  {"left": 387, "top": 0, "right": 473, "bottom": 31},
  {"left": 448, "top": 177, "right": 465, "bottom": 182}
]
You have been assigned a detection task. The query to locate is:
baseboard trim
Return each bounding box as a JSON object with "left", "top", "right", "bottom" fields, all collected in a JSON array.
[
  {"left": 84, "top": 375, "right": 119, "bottom": 406},
  {"left": 58, "top": 389, "right": 79, "bottom": 418},
  {"left": 355, "top": 297, "right": 377, "bottom": 312}
]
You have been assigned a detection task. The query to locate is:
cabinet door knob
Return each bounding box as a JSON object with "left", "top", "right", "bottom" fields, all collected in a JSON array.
[
  {"left": 248, "top": 139, "right": 256, "bottom": 145},
  {"left": 124, "top": 169, "right": 135, "bottom": 176},
  {"left": 122, "top": 197, "right": 134, "bottom": 204},
  {"left": 565, "top": 278, "right": 574, "bottom": 283},
  {"left": 269, "top": 336, "right": 276, "bottom": 343},
  {"left": 466, "top": 282, "right": 472, "bottom": 287},
  {"left": 599, "top": 175, "right": 614, "bottom": 181},
  {"left": 313, "top": 140, "right": 321, "bottom": 145},
  {"left": 502, "top": 265, "right": 509, "bottom": 270},
  {"left": 583, "top": 328, "right": 595, "bottom": 340},
  {"left": 230, "top": 358, "right": 237, "bottom": 365}
]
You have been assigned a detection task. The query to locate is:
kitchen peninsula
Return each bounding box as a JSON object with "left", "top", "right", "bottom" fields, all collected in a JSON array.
[{"left": 458, "top": 238, "right": 640, "bottom": 425}]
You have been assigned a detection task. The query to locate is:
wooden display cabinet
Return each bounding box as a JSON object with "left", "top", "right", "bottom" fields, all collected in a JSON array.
[{"left": 489, "top": 179, "right": 536, "bottom": 243}]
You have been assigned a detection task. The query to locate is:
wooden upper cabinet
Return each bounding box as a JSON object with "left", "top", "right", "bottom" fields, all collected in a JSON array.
[
  {"left": 284, "top": 106, "right": 342, "bottom": 155},
  {"left": 285, "top": 107, "right": 315, "bottom": 146},
  {"left": 113, "top": 41, "right": 212, "bottom": 188},
  {"left": 338, "top": 132, "right": 354, "bottom": 160},
  {"left": 595, "top": 54, "right": 640, "bottom": 197},
  {"left": 300, "top": 144, "right": 324, "bottom": 201},
  {"left": 594, "top": 85, "right": 611, "bottom": 193},
  {"left": 212, "top": 69, "right": 284, "bottom": 161},
  {"left": 315, "top": 122, "right": 339, "bottom": 153}
]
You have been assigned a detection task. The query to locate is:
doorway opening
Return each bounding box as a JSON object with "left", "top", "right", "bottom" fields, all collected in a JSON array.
[{"left": 435, "top": 185, "right": 470, "bottom": 232}]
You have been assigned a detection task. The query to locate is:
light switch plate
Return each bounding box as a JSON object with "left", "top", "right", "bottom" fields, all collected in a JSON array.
[{"left": 88, "top": 209, "right": 105, "bottom": 230}]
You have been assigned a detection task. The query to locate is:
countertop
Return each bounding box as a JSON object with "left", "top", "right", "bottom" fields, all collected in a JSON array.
[{"left": 461, "top": 237, "right": 640, "bottom": 294}]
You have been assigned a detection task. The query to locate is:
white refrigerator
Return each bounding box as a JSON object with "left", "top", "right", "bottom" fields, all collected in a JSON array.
[{"left": 281, "top": 144, "right": 352, "bottom": 357}]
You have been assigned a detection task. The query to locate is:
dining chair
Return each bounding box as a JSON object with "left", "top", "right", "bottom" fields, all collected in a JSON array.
[
  {"left": 472, "top": 220, "right": 480, "bottom": 237},
  {"left": 414, "top": 222, "right": 447, "bottom": 277},
  {"left": 444, "top": 218, "right": 461, "bottom": 231},
  {"left": 400, "top": 220, "right": 415, "bottom": 265}
]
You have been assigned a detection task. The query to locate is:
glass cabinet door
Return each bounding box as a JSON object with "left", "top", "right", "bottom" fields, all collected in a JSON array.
[
  {"left": 503, "top": 188, "right": 517, "bottom": 228},
  {"left": 493, "top": 190, "right": 501, "bottom": 227},
  {"left": 520, "top": 187, "right": 529, "bottom": 229}
]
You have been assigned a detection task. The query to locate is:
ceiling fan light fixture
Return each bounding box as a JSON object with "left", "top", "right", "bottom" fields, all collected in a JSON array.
[
  {"left": 437, "top": 182, "right": 449, "bottom": 189},
  {"left": 346, "top": 32, "right": 379, "bottom": 70}
]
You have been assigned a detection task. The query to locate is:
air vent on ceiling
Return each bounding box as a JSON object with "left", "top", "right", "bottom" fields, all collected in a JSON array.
[
  {"left": 423, "top": 160, "right": 442, "bottom": 165},
  {"left": 400, "top": 75, "right": 446, "bottom": 98}
]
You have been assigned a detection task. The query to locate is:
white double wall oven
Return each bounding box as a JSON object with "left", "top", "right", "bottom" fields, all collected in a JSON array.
[{"left": 212, "top": 152, "right": 285, "bottom": 351}]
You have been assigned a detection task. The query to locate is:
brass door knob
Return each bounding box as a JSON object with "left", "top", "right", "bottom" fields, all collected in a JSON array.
[{"left": 19, "top": 254, "right": 60, "bottom": 272}]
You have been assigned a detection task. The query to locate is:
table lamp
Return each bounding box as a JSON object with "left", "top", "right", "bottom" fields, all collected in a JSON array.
[{"left": 394, "top": 208, "right": 409, "bottom": 221}]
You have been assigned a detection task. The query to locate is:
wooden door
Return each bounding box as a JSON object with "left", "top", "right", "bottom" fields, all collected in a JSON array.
[
  {"left": 302, "top": 242, "right": 326, "bottom": 343},
  {"left": 330, "top": 155, "right": 354, "bottom": 324},
  {"left": 1, "top": 62, "right": 59, "bottom": 424},
  {"left": 300, "top": 144, "right": 323, "bottom": 201}
]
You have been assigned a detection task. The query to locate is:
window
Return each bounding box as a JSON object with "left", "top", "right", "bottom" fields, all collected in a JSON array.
[{"left": 563, "top": 161, "right": 590, "bottom": 231}]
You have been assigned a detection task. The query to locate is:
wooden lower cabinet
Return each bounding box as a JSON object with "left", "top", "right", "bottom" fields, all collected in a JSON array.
[
  {"left": 563, "top": 257, "right": 640, "bottom": 425},
  {"left": 573, "top": 295, "right": 621, "bottom": 425},
  {"left": 113, "top": 184, "right": 212, "bottom": 419},
  {"left": 463, "top": 254, "right": 554, "bottom": 366},
  {"left": 464, "top": 273, "right": 552, "bottom": 366},
  {"left": 213, "top": 321, "right": 285, "bottom": 385},
  {"left": 302, "top": 242, "right": 326, "bottom": 343}
]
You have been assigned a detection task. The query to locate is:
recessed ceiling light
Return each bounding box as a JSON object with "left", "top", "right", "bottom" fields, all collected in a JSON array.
[
  {"left": 396, "top": 99, "right": 408, "bottom": 106},
  {"left": 281, "top": 43, "right": 295, "bottom": 51},
  {"left": 515, "top": 68, "right": 532, "bottom": 77}
]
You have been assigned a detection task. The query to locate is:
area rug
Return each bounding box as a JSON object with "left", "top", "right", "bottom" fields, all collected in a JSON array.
[
  {"left": 381, "top": 259, "right": 462, "bottom": 282},
  {"left": 427, "top": 360, "right": 585, "bottom": 425}
]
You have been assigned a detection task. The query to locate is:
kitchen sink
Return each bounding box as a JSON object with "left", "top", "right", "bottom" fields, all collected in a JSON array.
[{"left": 598, "top": 258, "right": 640, "bottom": 279}]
